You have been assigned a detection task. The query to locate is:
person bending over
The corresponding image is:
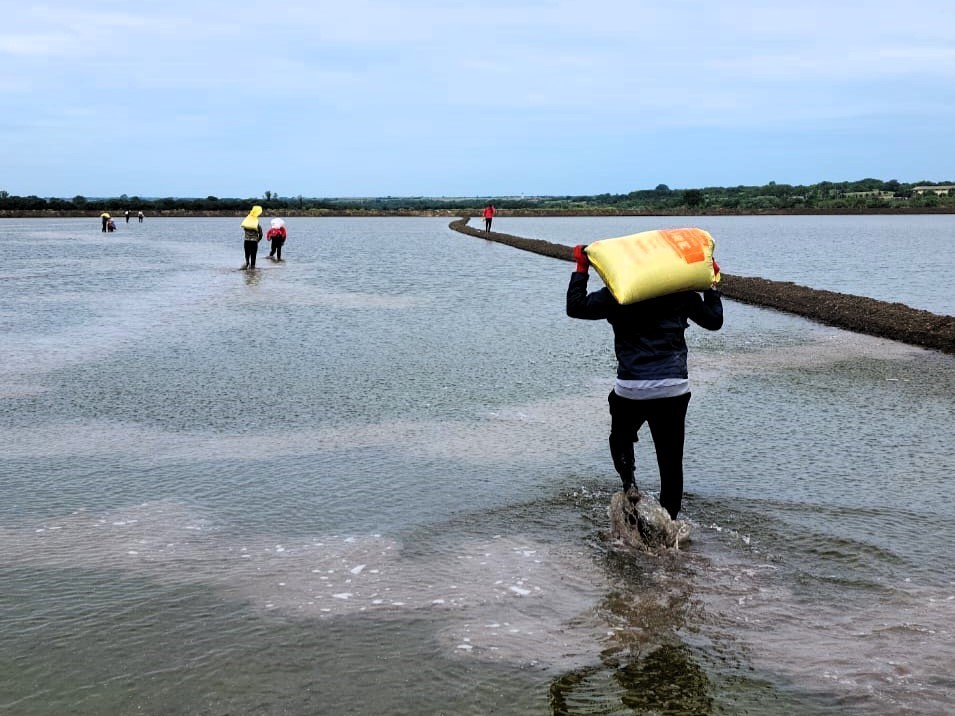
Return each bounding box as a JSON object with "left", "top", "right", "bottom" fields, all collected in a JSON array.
[{"left": 267, "top": 221, "right": 287, "bottom": 261}]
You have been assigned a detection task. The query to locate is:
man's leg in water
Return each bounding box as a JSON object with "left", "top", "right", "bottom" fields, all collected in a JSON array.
[
  {"left": 608, "top": 391, "right": 646, "bottom": 492},
  {"left": 646, "top": 392, "right": 691, "bottom": 519}
]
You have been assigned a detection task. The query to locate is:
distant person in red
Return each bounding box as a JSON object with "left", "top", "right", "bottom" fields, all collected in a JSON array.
[
  {"left": 483, "top": 203, "right": 495, "bottom": 232},
  {"left": 266, "top": 218, "right": 287, "bottom": 261}
]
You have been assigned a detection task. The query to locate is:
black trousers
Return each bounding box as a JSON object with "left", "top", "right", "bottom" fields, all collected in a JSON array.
[
  {"left": 244, "top": 240, "right": 258, "bottom": 267},
  {"left": 608, "top": 390, "right": 691, "bottom": 519},
  {"left": 269, "top": 237, "right": 285, "bottom": 259}
]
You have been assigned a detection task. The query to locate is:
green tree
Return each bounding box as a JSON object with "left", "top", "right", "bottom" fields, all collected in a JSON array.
[{"left": 683, "top": 189, "right": 703, "bottom": 208}]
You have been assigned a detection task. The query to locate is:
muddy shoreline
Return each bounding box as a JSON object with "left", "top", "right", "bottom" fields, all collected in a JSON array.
[{"left": 449, "top": 218, "right": 955, "bottom": 355}]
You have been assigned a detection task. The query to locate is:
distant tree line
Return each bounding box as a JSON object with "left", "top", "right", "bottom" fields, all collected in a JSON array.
[{"left": 1, "top": 178, "right": 954, "bottom": 215}]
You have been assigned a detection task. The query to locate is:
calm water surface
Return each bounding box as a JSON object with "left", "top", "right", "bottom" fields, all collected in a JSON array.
[
  {"left": 1, "top": 216, "right": 953, "bottom": 715},
  {"left": 502, "top": 213, "right": 955, "bottom": 315}
]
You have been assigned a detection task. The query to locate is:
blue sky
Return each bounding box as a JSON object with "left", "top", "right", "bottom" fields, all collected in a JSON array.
[{"left": 2, "top": 1, "right": 953, "bottom": 198}]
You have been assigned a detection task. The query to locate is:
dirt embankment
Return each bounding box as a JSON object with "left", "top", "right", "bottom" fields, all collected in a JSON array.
[{"left": 449, "top": 218, "right": 955, "bottom": 355}]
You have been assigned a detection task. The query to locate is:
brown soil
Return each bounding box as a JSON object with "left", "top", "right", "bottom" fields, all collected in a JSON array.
[{"left": 449, "top": 218, "right": 955, "bottom": 355}]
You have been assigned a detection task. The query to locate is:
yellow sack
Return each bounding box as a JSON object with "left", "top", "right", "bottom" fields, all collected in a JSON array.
[
  {"left": 240, "top": 205, "right": 263, "bottom": 230},
  {"left": 585, "top": 227, "right": 720, "bottom": 304}
]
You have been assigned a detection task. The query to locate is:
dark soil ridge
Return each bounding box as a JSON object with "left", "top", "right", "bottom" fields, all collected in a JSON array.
[{"left": 449, "top": 218, "right": 955, "bottom": 355}]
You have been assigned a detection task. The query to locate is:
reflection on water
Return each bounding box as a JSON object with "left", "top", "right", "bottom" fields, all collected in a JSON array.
[
  {"left": 241, "top": 265, "right": 264, "bottom": 286},
  {"left": 551, "top": 642, "right": 714, "bottom": 716},
  {"left": 2, "top": 217, "right": 954, "bottom": 715}
]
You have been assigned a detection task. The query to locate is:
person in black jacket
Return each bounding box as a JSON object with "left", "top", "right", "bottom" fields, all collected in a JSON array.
[{"left": 566, "top": 244, "right": 723, "bottom": 519}]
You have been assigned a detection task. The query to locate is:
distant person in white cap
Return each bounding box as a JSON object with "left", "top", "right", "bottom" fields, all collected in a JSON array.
[{"left": 266, "top": 218, "right": 288, "bottom": 261}]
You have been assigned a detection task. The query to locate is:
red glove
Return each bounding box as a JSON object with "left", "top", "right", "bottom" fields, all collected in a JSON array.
[{"left": 573, "top": 244, "right": 589, "bottom": 273}]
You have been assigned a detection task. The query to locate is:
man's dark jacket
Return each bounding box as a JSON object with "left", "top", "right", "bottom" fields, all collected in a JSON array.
[{"left": 566, "top": 271, "right": 723, "bottom": 381}]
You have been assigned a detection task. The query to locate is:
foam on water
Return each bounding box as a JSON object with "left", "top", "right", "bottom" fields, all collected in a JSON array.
[
  {"left": 12, "top": 497, "right": 945, "bottom": 708},
  {"left": 1, "top": 276, "right": 225, "bottom": 395},
  {"left": 0, "top": 392, "right": 605, "bottom": 466},
  {"left": 686, "top": 523, "right": 955, "bottom": 714},
  {"left": 236, "top": 284, "right": 426, "bottom": 310},
  {"left": 1, "top": 501, "right": 609, "bottom": 670}
]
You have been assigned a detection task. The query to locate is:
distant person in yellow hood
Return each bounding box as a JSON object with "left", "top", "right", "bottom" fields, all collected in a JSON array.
[{"left": 240, "top": 206, "right": 263, "bottom": 270}]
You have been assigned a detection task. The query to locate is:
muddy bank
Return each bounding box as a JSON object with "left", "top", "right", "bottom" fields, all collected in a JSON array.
[{"left": 449, "top": 218, "right": 955, "bottom": 355}]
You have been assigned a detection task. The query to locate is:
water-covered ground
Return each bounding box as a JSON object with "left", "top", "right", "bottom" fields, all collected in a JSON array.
[{"left": 1, "top": 216, "right": 953, "bottom": 715}]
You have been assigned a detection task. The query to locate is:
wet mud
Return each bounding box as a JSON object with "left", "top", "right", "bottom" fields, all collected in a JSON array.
[{"left": 450, "top": 218, "right": 955, "bottom": 355}]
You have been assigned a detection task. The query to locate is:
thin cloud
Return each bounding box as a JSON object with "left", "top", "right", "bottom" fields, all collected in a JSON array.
[{"left": 2, "top": 0, "right": 953, "bottom": 196}]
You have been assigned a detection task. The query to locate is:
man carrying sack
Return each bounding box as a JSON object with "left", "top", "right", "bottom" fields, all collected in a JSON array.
[{"left": 566, "top": 236, "right": 723, "bottom": 520}]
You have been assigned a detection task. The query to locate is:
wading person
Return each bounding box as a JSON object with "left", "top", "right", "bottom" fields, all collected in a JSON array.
[
  {"left": 566, "top": 244, "right": 723, "bottom": 520},
  {"left": 240, "top": 206, "right": 263, "bottom": 270},
  {"left": 266, "top": 218, "right": 287, "bottom": 261}
]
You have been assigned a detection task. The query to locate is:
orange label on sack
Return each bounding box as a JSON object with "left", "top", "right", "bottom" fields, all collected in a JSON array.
[{"left": 659, "top": 228, "right": 708, "bottom": 264}]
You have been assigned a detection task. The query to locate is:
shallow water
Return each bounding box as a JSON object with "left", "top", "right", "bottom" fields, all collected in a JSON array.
[
  {"left": 1, "top": 216, "right": 953, "bottom": 715},
  {"left": 498, "top": 213, "right": 955, "bottom": 315}
]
